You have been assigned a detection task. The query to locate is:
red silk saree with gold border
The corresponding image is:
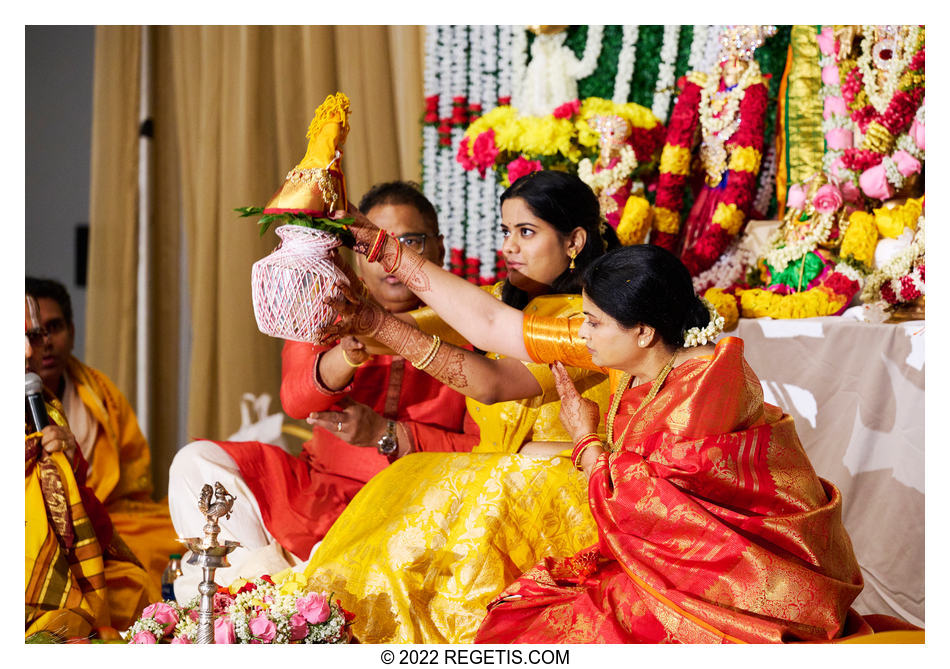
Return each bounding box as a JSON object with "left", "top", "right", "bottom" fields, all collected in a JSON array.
[{"left": 475, "top": 337, "right": 867, "bottom": 643}]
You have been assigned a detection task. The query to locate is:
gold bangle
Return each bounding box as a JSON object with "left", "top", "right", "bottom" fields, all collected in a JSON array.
[
  {"left": 411, "top": 335, "right": 442, "bottom": 370},
  {"left": 341, "top": 349, "right": 366, "bottom": 368}
]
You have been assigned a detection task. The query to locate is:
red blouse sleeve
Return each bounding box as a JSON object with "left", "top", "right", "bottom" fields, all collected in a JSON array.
[{"left": 280, "top": 340, "right": 342, "bottom": 419}]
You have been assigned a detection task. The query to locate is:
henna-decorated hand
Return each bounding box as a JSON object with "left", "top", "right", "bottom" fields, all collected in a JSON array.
[
  {"left": 340, "top": 335, "right": 371, "bottom": 366},
  {"left": 551, "top": 361, "right": 601, "bottom": 442},
  {"left": 319, "top": 281, "right": 387, "bottom": 345},
  {"left": 330, "top": 204, "right": 380, "bottom": 255}
]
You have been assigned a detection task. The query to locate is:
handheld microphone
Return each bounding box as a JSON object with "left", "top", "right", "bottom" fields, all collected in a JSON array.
[{"left": 26, "top": 372, "right": 50, "bottom": 431}]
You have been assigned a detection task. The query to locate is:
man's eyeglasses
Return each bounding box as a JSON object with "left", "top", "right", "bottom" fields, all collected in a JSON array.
[
  {"left": 396, "top": 233, "right": 430, "bottom": 253},
  {"left": 25, "top": 328, "right": 49, "bottom": 347}
]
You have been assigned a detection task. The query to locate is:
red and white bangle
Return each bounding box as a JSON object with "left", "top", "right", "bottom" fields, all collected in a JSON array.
[
  {"left": 366, "top": 229, "right": 388, "bottom": 263},
  {"left": 571, "top": 433, "right": 603, "bottom": 470}
]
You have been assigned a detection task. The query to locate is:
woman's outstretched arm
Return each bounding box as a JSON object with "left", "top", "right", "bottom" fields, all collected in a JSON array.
[
  {"left": 324, "top": 288, "right": 543, "bottom": 404},
  {"left": 334, "top": 207, "right": 532, "bottom": 361}
]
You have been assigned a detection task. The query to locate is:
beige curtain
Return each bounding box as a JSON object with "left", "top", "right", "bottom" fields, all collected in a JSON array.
[{"left": 86, "top": 25, "right": 424, "bottom": 498}]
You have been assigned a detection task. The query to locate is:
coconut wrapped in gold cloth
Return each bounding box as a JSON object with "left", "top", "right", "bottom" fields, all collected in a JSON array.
[{"left": 264, "top": 92, "right": 350, "bottom": 216}]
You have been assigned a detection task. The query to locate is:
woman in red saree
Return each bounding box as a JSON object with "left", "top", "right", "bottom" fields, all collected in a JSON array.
[{"left": 469, "top": 245, "right": 866, "bottom": 643}]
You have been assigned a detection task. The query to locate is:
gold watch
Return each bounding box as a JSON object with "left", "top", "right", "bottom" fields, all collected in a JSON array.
[{"left": 376, "top": 420, "right": 398, "bottom": 456}]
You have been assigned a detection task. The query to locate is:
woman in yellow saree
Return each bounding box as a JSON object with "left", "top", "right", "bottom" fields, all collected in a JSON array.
[{"left": 301, "top": 171, "right": 615, "bottom": 643}]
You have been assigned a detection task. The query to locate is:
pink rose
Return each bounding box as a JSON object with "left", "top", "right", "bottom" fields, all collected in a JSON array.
[
  {"left": 859, "top": 164, "right": 894, "bottom": 200},
  {"left": 825, "top": 127, "right": 854, "bottom": 150},
  {"left": 828, "top": 156, "right": 846, "bottom": 181},
  {"left": 506, "top": 156, "right": 543, "bottom": 185},
  {"left": 823, "top": 95, "right": 848, "bottom": 120},
  {"left": 289, "top": 613, "right": 309, "bottom": 641},
  {"left": 456, "top": 136, "right": 476, "bottom": 171},
  {"left": 472, "top": 130, "right": 499, "bottom": 172},
  {"left": 296, "top": 592, "right": 331, "bottom": 624},
  {"left": 131, "top": 631, "right": 157, "bottom": 644},
  {"left": 909, "top": 117, "right": 924, "bottom": 151},
  {"left": 552, "top": 99, "right": 580, "bottom": 119},
  {"left": 786, "top": 184, "right": 806, "bottom": 210},
  {"left": 143, "top": 601, "right": 179, "bottom": 631},
  {"left": 170, "top": 635, "right": 191, "bottom": 644},
  {"left": 214, "top": 616, "right": 236, "bottom": 644},
  {"left": 892, "top": 149, "right": 921, "bottom": 177},
  {"left": 249, "top": 614, "right": 277, "bottom": 643},
  {"left": 816, "top": 27, "right": 836, "bottom": 56},
  {"left": 821, "top": 64, "right": 840, "bottom": 87},
  {"left": 813, "top": 183, "right": 844, "bottom": 214},
  {"left": 839, "top": 180, "right": 861, "bottom": 204}
]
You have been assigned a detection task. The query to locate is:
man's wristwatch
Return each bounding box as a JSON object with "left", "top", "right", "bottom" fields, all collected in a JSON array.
[{"left": 376, "top": 420, "right": 398, "bottom": 456}]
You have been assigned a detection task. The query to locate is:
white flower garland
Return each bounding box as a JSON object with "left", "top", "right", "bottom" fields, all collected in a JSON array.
[
  {"left": 882, "top": 155, "right": 905, "bottom": 190},
  {"left": 752, "top": 142, "right": 777, "bottom": 216},
  {"left": 700, "top": 26, "right": 726, "bottom": 74},
  {"left": 762, "top": 213, "right": 833, "bottom": 273},
  {"left": 574, "top": 25, "right": 605, "bottom": 79},
  {"left": 857, "top": 24, "right": 920, "bottom": 115},
  {"left": 423, "top": 26, "right": 439, "bottom": 98},
  {"left": 683, "top": 297, "right": 725, "bottom": 347},
  {"left": 612, "top": 25, "right": 640, "bottom": 104},
  {"left": 510, "top": 25, "right": 527, "bottom": 109},
  {"left": 497, "top": 25, "right": 514, "bottom": 104},
  {"left": 651, "top": 25, "right": 681, "bottom": 121},
  {"left": 691, "top": 241, "right": 756, "bottom": 294},
  {"left": 577, "top": 145, "right": 638, "bottom": 195},
  {"left": 687, "top": 25, "right": 709, "bottom": 73}
]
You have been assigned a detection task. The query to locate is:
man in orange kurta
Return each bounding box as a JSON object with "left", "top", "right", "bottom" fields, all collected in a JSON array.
[{"left": 26, "top": 278, "right": 180, "bottom": 596}]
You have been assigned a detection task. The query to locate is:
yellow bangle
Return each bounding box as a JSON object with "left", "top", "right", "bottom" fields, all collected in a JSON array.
[{"left": 341, "top": 349, "right": 366, "bottom": 368}]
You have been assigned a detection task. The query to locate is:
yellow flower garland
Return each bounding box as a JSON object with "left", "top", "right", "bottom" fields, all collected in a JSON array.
[
  {"left": 727, "top": 146, "right": 763, "bottom": 174},
  {"left": 659, "top": 144, "right": 691, "bottom": 175},
  {"left": 712, "top": 202, "right": 745, "bottom": 236},
  {"left": 616, "top": 195, "right": 653, "bottom": 245},
  {"left": 652, "top": 206, "right": 681, "bottom": 234},
  {"left": 839, "top": 211, "right": 879, "bottom": 268},
  {"left": 703, "top": 288, "right": 739, "bottom": 331},
  {"left": 737, "top": 287, "right": 849, "bottom": 319}
]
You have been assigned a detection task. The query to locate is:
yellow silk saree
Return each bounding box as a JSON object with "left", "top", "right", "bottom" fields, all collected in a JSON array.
[{"left": 302, "top": 292, "right": 608, "bottom": 643}]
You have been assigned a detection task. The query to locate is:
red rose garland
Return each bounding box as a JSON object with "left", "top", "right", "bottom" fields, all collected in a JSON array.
[
  {"left": 652, "top": 78, "right": 702, "bottom": 251},
  {"left": 652, "top": 71, "right": 769, "bottom": 275}
]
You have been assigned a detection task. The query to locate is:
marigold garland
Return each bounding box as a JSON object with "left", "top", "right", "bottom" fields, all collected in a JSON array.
[
  {"left": 702, "top": 288, "right": 739, "bottom": 331},
  {"left": 616, "top": 195, "right": 653, "bottom": 245}
]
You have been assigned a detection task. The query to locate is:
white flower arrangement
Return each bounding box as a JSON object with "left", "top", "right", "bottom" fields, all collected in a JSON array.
[
  {"left": 861, "top": 213, "right": 925, "bottom": 303},
  {"left": 651, "top": 25, "right": 681, "bottom": 121},
  {"left": 126, "top": 576, "right": 352, "bottom": 644},
  {"left": 683, "top": 297, "right": 725, "bottom": 348},
  {"left": 613, "top": 25, "right": 640, "bottom": 104}
]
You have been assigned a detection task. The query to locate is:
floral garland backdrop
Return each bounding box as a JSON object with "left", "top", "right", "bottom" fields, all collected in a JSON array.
[{"left": 422, "top": 25, "right": 791, "bottom": 284}]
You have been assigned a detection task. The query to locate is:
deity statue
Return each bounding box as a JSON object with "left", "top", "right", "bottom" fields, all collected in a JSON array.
[
  {"left": 652, "top": 25, "right": 775, "bottom": 276},
  {"left": 577, "top": 115, "right": 640, "bottom": 227},
  {"left": 512, "top": 25, "right": 603, "bottom": 117}
]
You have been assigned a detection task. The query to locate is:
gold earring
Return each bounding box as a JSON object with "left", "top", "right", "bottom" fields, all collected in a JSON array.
[{"left": 569, "top": 250, "right": 577, "bottom": 271}]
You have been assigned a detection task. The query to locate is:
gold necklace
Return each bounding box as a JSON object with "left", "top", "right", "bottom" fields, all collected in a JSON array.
[{"left": 605, "top": 351, "right": 677, "bottom": 452}]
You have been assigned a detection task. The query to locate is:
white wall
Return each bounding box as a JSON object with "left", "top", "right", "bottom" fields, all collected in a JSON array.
[{"left": 25, "top": 25, "right": 95, "bottom": 358}]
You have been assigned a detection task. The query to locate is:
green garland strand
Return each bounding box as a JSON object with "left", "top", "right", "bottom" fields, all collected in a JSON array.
[{"left": 627, "top": 25, "right": 664, "bottom": 108}]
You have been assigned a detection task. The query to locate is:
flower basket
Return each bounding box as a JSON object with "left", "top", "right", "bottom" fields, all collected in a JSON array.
[{"left": 251, "top": 225, "right": 346, "bottom": 344}]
